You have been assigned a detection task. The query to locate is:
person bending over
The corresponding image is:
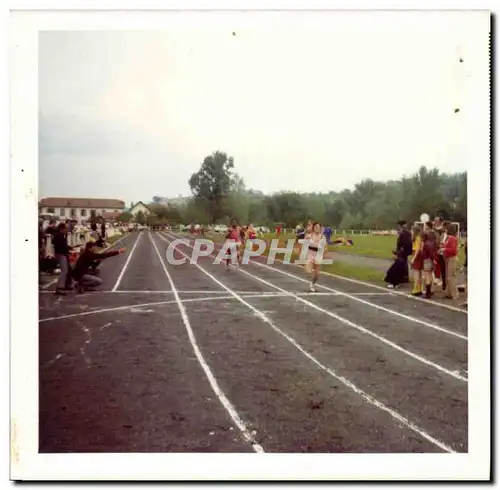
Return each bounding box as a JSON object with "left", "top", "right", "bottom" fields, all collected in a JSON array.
[{"left": 72, "top": 241, "right": 126, "bottom": 293}]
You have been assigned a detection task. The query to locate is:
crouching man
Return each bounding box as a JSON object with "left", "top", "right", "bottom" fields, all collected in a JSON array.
[{"left": 72, "top": 241, "right": 126, "bottom": 293}]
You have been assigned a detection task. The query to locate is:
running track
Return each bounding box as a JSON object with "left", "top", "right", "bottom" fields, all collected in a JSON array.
[{"left": 39, "top": 231, "right": 468, "bottom": 453}]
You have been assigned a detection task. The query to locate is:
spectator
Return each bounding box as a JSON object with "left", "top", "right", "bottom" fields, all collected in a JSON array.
[
  {"left": 443, "top": 223, "right": 460, "bottom": 300},
  {"left": 462, "top": 235, "right": 468, "bottom": 307},
  {"left": 44, "top": 219, "right": 56, "bottom": 237},
  {"left": 422, "top": 221, "right": 438, "bottom": 298},
  {"left": 436, "top": 219, "right": 448, "bottom": 291},
  {"left": 385, "top": 220, "right": 412, "bottom": 289},
  {"left": 296, "top": 223, "right": 305, "bottom": 243},
  {"left": 323, "top": 225, "right": 332, "bottom": 245},
  {"left": 38, "top": 218, "right": 46, "bottom": 260},
  {"left": 398, "top": 220, "right": 413, "bottom": 283},
  {"left": 72, "top": 241, "right": 126, "bottom": 293},
  {"left": 410, "top": 224, "right": 424, "bottom": 296},
  {"left": 52, "top": 222, "right": 73, "bottom": 295}
]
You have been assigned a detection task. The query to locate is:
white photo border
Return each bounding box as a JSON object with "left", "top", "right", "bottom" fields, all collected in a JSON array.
[{"left": 8, "top": 3, "right": 492, "bottom": 481}]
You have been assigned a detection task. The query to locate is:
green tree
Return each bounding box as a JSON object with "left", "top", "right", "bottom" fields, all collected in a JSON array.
[
  {"left": 147, "top": 214, "right": 160, "bottom": 226},
  {"left": 117, "top": 211, "right": 133, "bottom": 223},
  {"left": 182, "top": 199, "right": 212, "bottom": 225},
  {"left": 135, "top": 211, "right": 146, "bottom": 225},
  {"left": 188, "top": 151, "right": 237, "bottom": 223},
  {"left": 165, "top": 205, "right": 184, "bottom": 225},
  {"left": 266, "top": 192, "right": 307, "bottom": 227}
]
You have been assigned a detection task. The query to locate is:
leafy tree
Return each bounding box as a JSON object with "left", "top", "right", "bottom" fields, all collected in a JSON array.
[
  {"left": 189, "top": 151, "right": 237, "bottom": 223},
  {"left": 165, "top": 205, "right": 184, "bottom": 225},
  {"left": 117, "top": 212, "right": 133, "bottom": 223},
  {"left": 184, "top": 157, "right": 467, "bottom": 229},
  {"left": 266, "top": 192, "right": 308, "bottom": 227},
  {"left": 147, "top": 214, "right": 160, "bottom": 226},
  {"left": 135, "top": 211, "right": 146, "bottom": 225},
  {"left": 182, "top": 199, "right": 212, "bottom": 225}
]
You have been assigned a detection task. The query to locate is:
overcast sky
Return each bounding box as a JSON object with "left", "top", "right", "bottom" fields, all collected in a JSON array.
[{"left": 39, "top": 14, "right": 483, "bottom": 203}]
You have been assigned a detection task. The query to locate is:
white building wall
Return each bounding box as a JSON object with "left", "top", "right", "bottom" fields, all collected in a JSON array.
[
  {"left": 129, "top": 202, "right": 151, "bottom": 216},
  {"left": 40, "top": 206, "right": 124, "bottom": 224}
]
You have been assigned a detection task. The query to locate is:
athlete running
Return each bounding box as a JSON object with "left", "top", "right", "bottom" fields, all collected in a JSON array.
[
  {"left": 305, "top": 221, "right": 324, "bottom": 292},
  {"left": 247, "top": 224, "right": 256, "bottom": 240},
  {"left": 224, "top": 221, "right": 242, "bottom": 266}
]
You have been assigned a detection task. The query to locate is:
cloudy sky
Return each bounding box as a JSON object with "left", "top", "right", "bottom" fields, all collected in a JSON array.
[{"left": 39, "top": 13, "right": 484, "bottom": 203}]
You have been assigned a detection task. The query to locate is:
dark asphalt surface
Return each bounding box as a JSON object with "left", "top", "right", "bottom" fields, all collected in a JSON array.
[{"left": 39, "top": 231, "right": 468, "bottom": 453}]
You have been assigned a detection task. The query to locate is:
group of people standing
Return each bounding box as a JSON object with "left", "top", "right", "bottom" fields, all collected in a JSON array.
[
  {"left": 223, "top": 222, "right": 259, "bottom": 265},
  {"left": 39, "top": 219, "right": 126, "bottom": 296},
  {"left": 385, "top": 217, "right": 467, "bottom": 305}
]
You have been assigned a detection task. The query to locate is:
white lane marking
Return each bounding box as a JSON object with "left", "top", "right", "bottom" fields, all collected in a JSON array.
[
  {"left": 39, "top": 293, "right": 299, "bottom": 324},
  {"left": 40, "top": 234, "right": 129, "bottom": 290},
  {"left": 39, "top": 289, "right": 394, "bottom": 297},
  {"left": 251, "top": 260, "right": 467, "bottom": 341},
  {"left": 168, "top": 232, "right": 467, "bottom": 340},
  {"left": 163, "top": 233, "right": 467, "bottom": 382},
  {"left": 168, "top": 232, "right": 468, "bottom": 314},
  {"left": 149, "top": 232, "right": 264, "bottom": 453},
  {"left": 42, "top": 353, "right": 66, "bottom": 368},
  {"left": 157, "top": 232, "right": 455, "bottom": 453},
  {"left": 111, "top": 232, "right": 143, "bottom": 292},
  {"left": 39, "top": 296, "right": 230, "bottom": 323},
  {"left": 318, "top": 269, "right": 468, "bottom": 314},
  {"left": 41, "top": 277, "right": 58, "bottom": 290},
  {"left": 100, "top": 322, "right": 113, "bottom": 330},
  {"left": 108, "top": 290, "right": 278, "bottom": 295},
  {"left": 291, "top": 258, "right": 468, "bottom": 314}
]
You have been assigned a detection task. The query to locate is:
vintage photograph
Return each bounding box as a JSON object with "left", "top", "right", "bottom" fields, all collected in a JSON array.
[{"left": 10, "top": 7, "right": 491, "bottom": 481}]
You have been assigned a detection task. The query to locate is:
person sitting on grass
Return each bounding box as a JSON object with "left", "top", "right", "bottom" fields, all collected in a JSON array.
[
  {"left": 71, "top": 241, "right": 126, "bottom": 293},
  {"left": 331, "top": 236, "right": 354, "bottom": 246}
]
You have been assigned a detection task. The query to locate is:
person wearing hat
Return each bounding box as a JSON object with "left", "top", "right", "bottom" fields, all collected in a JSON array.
[
  {"left": 385, "top": 220, "right": 412, "bottom": 288},
  {"left": 397, "top": 220, "right": 412, "bottom": 281}
]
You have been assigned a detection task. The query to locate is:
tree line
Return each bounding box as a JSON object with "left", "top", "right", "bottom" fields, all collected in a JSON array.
[{"left": 119, "top": 151, "right": 467, "bottom": 230}]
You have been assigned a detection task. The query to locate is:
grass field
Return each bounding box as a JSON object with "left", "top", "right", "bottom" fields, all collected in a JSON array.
[
  {"left": 185, "top": 231, "right": 464, "bottom": 284},
  {"left": 205, "top": 232, "right": 387, "bottom": 283},
  {"left": 258, "top": 232, "right": 466, "bottom": 263}
]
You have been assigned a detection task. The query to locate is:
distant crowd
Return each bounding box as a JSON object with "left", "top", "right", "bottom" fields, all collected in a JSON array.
[
  {"left": 38, "top": 218, "right": 126, "bottom": 295},
  {"left": 385, "top": 217, "right": 467, "bottom": 306}
]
